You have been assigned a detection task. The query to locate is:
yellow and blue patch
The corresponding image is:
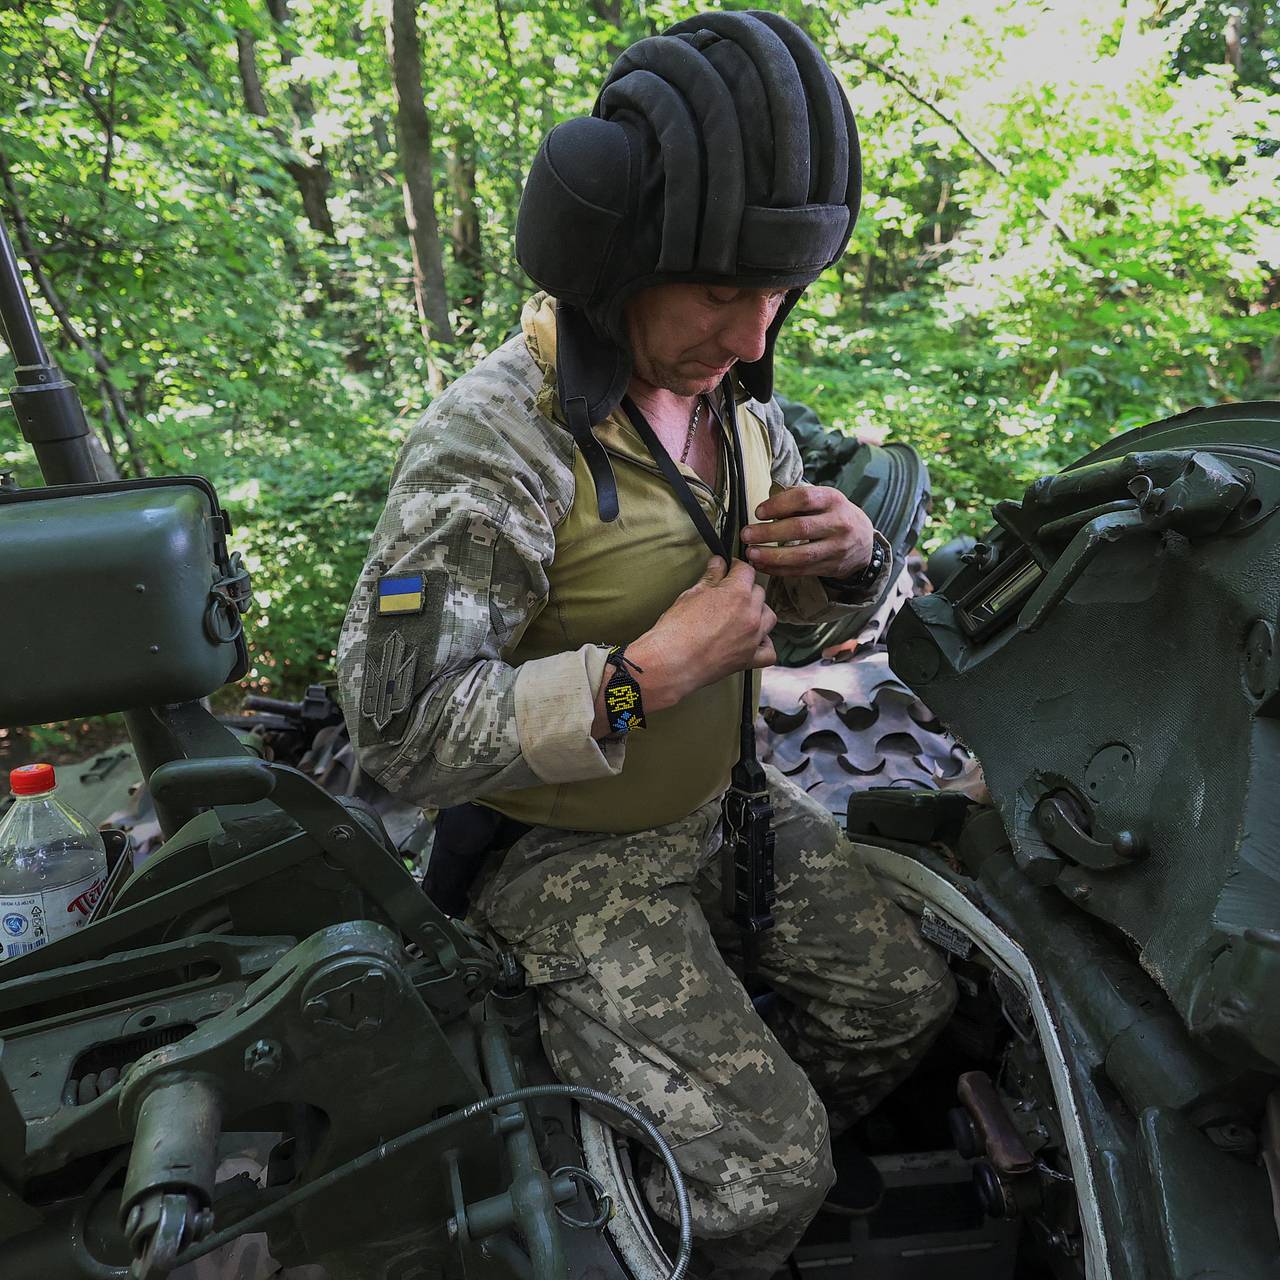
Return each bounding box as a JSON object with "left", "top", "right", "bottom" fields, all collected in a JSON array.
[{"left": 377, "top": 573, "right": 425, "bottom": 616}]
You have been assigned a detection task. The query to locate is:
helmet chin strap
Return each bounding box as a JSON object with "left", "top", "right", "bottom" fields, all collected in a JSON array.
[{"left": 556, "top": 302, "right": 624, "bottom": 522}]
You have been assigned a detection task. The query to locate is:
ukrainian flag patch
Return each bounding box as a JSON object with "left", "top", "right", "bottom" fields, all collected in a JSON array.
[{"left": 377, "top": 573, "right": 425, "bottom": 616}]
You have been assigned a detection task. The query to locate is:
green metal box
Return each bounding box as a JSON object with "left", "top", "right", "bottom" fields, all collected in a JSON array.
[{"left": 0, "top": 476, "right": 249, "bottom": 728}]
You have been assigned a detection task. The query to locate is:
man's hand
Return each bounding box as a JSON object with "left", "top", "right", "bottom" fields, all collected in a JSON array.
[
  {"left": 740, "top": 485, "right": 874, "bottom": 579},
  {"left": 635, "top": 555, "right": 777, "bottom": 698},
  {"left": 593, "top": 556, "right": 776, "bottom": 734}
]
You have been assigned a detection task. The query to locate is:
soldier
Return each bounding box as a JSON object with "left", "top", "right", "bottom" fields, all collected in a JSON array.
[{"left": 338, "top": 11, "right": 955, "bottom": 1277}]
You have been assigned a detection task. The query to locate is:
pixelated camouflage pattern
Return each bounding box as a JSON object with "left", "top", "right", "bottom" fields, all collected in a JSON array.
[
  {"left": 339, "top": 295, "right": 921, "bottom": 1269},
  {"left": 336, "top": 328, "right": 577, "bottom": 808},
  {"left": 337, "top": 293, "right": 893, "bottom": 814},
  {"left": 473, "top": 765, "right": 955, "bottom": 1279}
]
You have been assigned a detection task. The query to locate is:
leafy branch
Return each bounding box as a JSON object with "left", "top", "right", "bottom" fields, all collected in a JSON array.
[{"left": 840, "top": 46, "right": 1078, "bottom": 249}]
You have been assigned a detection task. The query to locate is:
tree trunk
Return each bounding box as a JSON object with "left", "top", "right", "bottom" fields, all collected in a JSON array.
[
  {"left": 235, "top": 23, "right": 337, "bottom": 240},
  {"left": 448, "top": 129, "right": 484, "bottom": 331},
  {"left": 268, "top": 0, "right": 341, "bottom": 238},
  {"left": 85, "top": 408, "right": 122, "bottom": 480},
  {"left": 387, "top": 0, "right": 455, "bottom": 379},
  {"left": 590, "top": 0, "right": 627, "bottom": 60},
  {"left": 1224, "top": 12, "right": 1243, "bottom": 76},
  {"left": 352, "top": 22, "right": 395, "bottom": 163},
  {"left": 235, "top": 14, "right": 374, "bottom": 369}
]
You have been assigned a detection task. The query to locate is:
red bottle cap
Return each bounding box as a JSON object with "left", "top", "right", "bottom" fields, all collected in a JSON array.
[{"left": 10, "top": 763, "right": 56, "bottom": 796}]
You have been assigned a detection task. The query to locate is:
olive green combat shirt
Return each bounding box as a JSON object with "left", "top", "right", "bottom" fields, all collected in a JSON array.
[{"left": 337, "top": 294, "right": 892, "bottom": 833}]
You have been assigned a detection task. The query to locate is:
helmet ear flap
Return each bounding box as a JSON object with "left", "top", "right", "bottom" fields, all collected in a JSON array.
[{"left": 516, "top": 117, "right": 633, "bottom": 308}]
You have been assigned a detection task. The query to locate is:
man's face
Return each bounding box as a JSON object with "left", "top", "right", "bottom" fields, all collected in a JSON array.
[{"left": 624, "top": 283, "right": 790, "bottom": 395}]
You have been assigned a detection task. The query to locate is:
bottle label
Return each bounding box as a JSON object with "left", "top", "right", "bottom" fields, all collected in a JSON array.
[{"left": 0, "top": 873, "right": 105, "bottom": 961}]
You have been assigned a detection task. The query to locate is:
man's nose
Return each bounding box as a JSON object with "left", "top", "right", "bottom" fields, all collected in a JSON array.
[{"left": 720, "top": 296, "right": 777, "bottom": 364}]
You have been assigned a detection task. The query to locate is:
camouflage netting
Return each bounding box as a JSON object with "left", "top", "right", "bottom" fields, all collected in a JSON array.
[{"left": 758, "top": 566, "right": 984, "bottom": 815}]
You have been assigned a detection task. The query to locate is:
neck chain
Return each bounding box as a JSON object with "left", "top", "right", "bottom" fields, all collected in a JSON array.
[{"left": 680, "top": 396, "right": 705, "bottom": 465}]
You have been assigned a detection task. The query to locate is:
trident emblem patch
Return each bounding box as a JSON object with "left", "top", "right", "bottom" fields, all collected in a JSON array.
[{"left": 361, "top": 630, "right": 417, "bottom": 731}]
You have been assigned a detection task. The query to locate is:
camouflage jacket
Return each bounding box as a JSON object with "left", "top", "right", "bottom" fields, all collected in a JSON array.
[{"left": 336, "top": 295, "right": 892, "bottom": 814}]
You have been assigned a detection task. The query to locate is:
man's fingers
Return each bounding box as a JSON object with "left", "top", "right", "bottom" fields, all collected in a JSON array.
[
  {"left": 724, "top": 556, "right": 759, "bottom": 588},
  {"left": 742, "top": 513, "right": 832, "bottom": 545},
  {"left": 744, "top": 540, "right": 830, "bottom": 572},
  {"left": 754, "top": 484, "right": 830, "bottom": 522},
  {"left": 752, "top": 636, "right": 778, "bottom": 669},
  {"left": 760, "top": 604, "right": 777, "bottom": 637},
  {"left": 700, "top": 554, "right": 728, "bottom": 583}
]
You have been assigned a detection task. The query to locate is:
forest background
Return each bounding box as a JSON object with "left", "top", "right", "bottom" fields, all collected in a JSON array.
[{"left": 1, "top": 0, "right": 1278, "bottom": 732}]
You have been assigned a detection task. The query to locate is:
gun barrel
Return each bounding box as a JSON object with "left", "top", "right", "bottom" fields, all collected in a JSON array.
[
  {"left": 0, "top": 211, "right": 101, "bottom": 485},
  {"left": 0, "top": 211, "right": 49, "bottom": 368}
]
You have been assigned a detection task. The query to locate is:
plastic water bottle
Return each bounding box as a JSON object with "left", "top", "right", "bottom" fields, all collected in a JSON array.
[{"left": 0, "top": 763, "right": 108, "bottom": 962}]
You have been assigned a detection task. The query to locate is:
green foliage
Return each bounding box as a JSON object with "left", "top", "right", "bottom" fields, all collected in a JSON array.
[
  {"left": 223, "top": 442, "right": 394, "bottom": 687},
  {"left": 1170, "top": 0, "right": 1279, "bottom": 90},
  {"left": 1, "top": 0, "right": 1277, "bottom": 694},
  {"left": 779, "top": 0, "right": 1280, "bottom": 542}
]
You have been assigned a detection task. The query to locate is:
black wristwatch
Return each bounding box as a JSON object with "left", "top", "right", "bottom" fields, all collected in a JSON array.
[
  {"left": 851, "top": 533, "right": 888, "bottom": 588},
  {"left": 821, "top": 533, "right": 888, "bottom": 599}
]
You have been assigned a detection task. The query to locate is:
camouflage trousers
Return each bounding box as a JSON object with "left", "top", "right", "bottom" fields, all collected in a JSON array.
[{"left": 473, "top": 766, "right": 956, "bottom": 1279}]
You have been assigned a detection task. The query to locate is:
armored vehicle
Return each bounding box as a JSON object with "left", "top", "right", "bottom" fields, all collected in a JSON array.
[{"left": 1, "top": 203, "right": 1278, "bottom": 1280}]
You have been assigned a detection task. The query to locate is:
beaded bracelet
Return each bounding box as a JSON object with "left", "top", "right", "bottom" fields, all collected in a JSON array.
[{"left": 603, "top": 645, "right": 646, "bottom": 734}]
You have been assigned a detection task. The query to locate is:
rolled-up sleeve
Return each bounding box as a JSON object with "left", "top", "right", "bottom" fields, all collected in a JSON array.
[
  {"left": 337, "top": 388, "right": 624, "bottom": 810},
  {"left": 514, "top": 644, "right": 621, "bottom": 783}
]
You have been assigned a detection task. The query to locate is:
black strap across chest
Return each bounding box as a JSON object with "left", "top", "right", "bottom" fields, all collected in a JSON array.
[
  {"left": 619, "top": 381, "right": 740, "bottom": 562},
  {"left": 619, "top": 379, "right": 759, "bottom": 766}
]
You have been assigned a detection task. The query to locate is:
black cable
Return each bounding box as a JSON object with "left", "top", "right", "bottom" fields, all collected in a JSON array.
[
  {"left": 170, "top": 1082, "right": 694, "bottom": 1280},
  {"left": 621, "top": 395, "right": 730, "bottom": 557}
]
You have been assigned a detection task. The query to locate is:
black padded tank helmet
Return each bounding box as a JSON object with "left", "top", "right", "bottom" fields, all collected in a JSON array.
[{"left": 516, "top": 9, "right": 860, "bottom": 520}]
